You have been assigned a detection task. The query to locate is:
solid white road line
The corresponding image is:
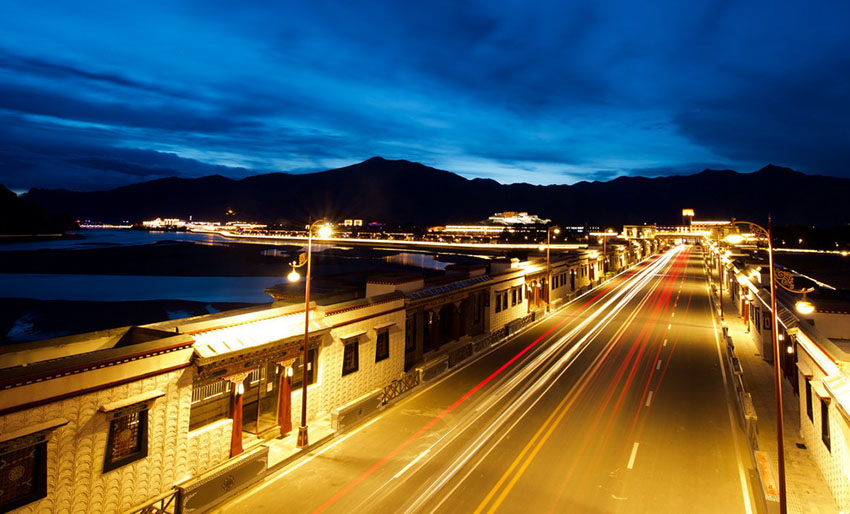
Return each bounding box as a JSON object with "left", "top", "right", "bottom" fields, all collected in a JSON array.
[
  {"left": 627, "top": 442, "right": 640, "bottom": 470},
  {"left": 645, "top": 391, "right": 654, "bottom": 407}
]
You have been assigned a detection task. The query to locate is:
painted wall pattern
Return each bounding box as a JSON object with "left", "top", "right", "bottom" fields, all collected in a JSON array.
[{"left": 2, "top": 368, "right": 191, "bottom": 514}]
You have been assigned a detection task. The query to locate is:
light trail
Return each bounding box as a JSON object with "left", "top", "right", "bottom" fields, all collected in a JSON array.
[
  {"left": 464, "top": 247, "right": 686, "bottom": 514},
  {"left": 314, "top": 248, "right": 681, "bottom": 513},
  {"left": 191, "top": 228, "right": 588, "bottom": 251},
  {"left": 544, "top": 246, "right": 689, "bottom": 508}
]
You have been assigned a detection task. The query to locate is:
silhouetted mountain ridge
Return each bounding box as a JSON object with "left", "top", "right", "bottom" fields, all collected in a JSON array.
[
  {"left": 0, "top": 184, "right": 75, "bottom": 234},
  {"left": 21, "top": 157, "right": 850, "bottom": 225}
]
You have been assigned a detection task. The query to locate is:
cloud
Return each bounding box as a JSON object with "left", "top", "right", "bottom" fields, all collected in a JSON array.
[{"left": 0, "top": 0, "right": 849, "bottom": 192}]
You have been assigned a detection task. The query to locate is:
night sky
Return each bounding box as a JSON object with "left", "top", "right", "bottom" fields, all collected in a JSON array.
[{"left": 1, "top": 1, "right": 848, "bottom": 193}]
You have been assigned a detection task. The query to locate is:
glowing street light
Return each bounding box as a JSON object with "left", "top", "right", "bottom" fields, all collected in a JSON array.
[
  {"left": 545, "top": 226, "right": 560, "bottom": 313},
  {"left": 723, "top": 219, "right": 815, "bottom": 514},
  {"left": 287, "top": 219, "right": 332, "bottom": 448},
  {"left": 795, "top": 299, "right": 815, "bottom": 315}
]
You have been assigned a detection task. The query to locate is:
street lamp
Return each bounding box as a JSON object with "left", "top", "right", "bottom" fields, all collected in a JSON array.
[
  {"left": 288, "top": 219, "right": 332, "bottom": 448},
  {"left": 590, "top": 230, "right": 617, "bottom": 275},
  {"left": 545, "top": 226, "right": 560, "bottom": 313},
  {"left": 724, "top": 219, "right": 813, "bottom": 514}
]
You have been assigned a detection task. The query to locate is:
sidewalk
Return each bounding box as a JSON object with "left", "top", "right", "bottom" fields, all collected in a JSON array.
[{"left": 717, "top": 287, "right": 839, "bottom": 513}]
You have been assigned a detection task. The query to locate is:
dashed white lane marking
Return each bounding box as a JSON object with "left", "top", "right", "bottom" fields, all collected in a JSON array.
[
  {"left": 663, "top": 338, "right": 667, "bottom": 347},
  {"left": 667, "top": 323, "right": 672, "bottom": 330},
  {"left": 645, "top": 391, "right": 654, "bottom": 407},
  {"left": 627, "top": 442, "right": 640, "bottom": 469},
  {"left": 656, "top": 360, "right": 662, "bottom": 370},
  {"left": 671, "top": 312, "right": 675, "bottom": 318}
]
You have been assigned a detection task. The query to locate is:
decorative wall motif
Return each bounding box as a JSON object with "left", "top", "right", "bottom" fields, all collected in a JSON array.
[
  {"left": 1, "top": 368, "right": 193, "bottom": 514},
  {"left": 186, "top": 420, "right": 232, "bottom": 478}
]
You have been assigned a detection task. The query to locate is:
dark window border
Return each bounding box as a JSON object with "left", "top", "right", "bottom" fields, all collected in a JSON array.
[
  {"left": 821, "top": 397, "right": 831, "bottom": 452},
  {"left": 0, "top": 438, "right": 47, "bottom": 511},
  {"left": 805, "top": 379, "right": 813, "bottom": 422},
  {"left": 342, "top": 338, "right": 360, "bottom": 376},
  {"left": 103, "top": 408, "right": 149, "bottom": 472},
  {"left": 375, "top": 329, "right": 390, "bottom": 363}
]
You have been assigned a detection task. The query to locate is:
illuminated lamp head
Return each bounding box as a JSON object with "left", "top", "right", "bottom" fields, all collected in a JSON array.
[
  {"left": 725, "top": 234, "right": 745, "bottom": 244},
  {"left": 795, "top": 300, "right": 815, "bottom": 315},
  {"left": 287, "top": 269, "right": 301, "bottom": 282},
  {"left": 317, "top": 225, "right": 332, "bottom": 238}
]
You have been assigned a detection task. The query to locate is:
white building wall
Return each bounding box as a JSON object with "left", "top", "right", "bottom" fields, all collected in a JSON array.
[
  {"left": 797, "top": 352, "right": 850, "bottom": 511},
  {"left": 185, "top": 418, "right": 232, "bottom": 477},
  {"left": 294, "top": 302, "right": 405, "bottom": 422},
  {"left": 488, "top": 275, "right": 528, "bottom": 332},
  {"left": 2, "top": 368, "right": 192, "bottom": 514}
]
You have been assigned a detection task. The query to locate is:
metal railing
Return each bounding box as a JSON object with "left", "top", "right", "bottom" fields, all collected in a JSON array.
[
  {"left": 381, "top": 369, "right": 421, "bottom": 405},
  {"left": 124, "top": 489, "right": 180, "bottom": 514}
]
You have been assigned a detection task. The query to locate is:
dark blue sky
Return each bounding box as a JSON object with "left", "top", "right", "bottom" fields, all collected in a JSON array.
[{"left": 1, "top": 1, "right": 848, "bottom": 192}]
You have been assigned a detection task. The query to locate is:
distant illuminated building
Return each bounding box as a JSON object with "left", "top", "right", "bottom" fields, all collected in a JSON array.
[
  {"left": 141, "top": 217, "right": 186, "bottom": 229},
  {"left": 488, "top": 211, "right": 551, "bottom": 225}
]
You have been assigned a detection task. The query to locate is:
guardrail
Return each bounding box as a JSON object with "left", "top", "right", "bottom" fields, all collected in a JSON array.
[
  {"left": 707, "top": 262, "right": 777, "bottom": 514},
  {"left": 381, "top": 369, "right": 422, "bottom": 405},
  {"left": 123, "top": 489, "right": 180, "bottom": 514}
]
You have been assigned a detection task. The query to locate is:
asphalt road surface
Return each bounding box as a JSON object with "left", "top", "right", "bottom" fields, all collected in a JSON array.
[{"left": 218, "top": 245, "right": 754, "bottom": 514}]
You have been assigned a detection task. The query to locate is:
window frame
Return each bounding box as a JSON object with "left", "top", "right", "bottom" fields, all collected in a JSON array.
[
  {"left": 821, "top": 397, "right": 831, "bottom": 451},
  {"left": 375, "top": 329, "right": 390, "bottom": 363},
  {"left": 342, "top": 337, "right": 360, "bottom": 376},
  {"left": 805, "top": 379, "right": 813, "bottom": 422},
  {"left": 0, "top": 434, "right": 49, "bottom": 511},
  {"left": 103, "top": 406, "right": 149, "bottom": 472}
]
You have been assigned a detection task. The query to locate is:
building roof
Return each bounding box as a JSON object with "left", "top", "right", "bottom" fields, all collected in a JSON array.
[
  {"left": 192, "top": 310, "right": 330, "bottom": 366},
  {"left": 405, "top": 275, "right": 492, "bottom": 300}
]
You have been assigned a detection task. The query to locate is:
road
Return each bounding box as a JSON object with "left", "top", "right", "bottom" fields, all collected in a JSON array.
[{"left": 218, "top": 245, "right": 754, "bottom": 513}]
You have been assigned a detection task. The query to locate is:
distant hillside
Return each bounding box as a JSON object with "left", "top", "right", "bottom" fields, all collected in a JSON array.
[
  {"left": 0, "top": 184, "right": 75, "bottom": 234},
  {"left": 20, "top": 158, "right": 850, "bottom": 225}
]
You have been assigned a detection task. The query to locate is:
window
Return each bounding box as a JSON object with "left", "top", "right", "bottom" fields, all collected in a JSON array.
[
  {"left": 104, "top": 408, "right": 149, "bottom": 472},
  {"left": 764, "top": 315, "right": 772, "bottom": 331},
  {"left": 805, "top": 379, "right": 813, "bottom": 422},
  {"left": 495, "top": 291, "right": 508, "bottom": 313},
  {"left": 342, "top": 338, "right": 360, "bottom": 376},
  {"left": 511, "top": 288, "right": 517, "bottom": 306},
  {"left": 375, "top": 329, "right": 390, "bottom": 362},
  {"left": 518, "top": 286, "right": 523, "bottom": 302},
  {"left": 0, "top": 436, "right": 47, "bottom": 511},
  {"left": 190, "top": 380, "right": 231, "bottom": 431},
  {"left": 821, "top": 398, "right": 831, "bottom": 451}
]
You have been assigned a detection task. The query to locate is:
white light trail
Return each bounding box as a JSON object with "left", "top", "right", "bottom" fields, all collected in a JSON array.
[{"left": 361, "top": 247, "right": 687, "bottom": 513}]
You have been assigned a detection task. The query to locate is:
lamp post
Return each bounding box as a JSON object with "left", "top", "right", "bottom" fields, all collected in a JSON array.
[
  {"left": 590, "top": 230, "right": 617, "bottom": 275},
  {"left": 288, "top": 219, "right": 332, "bottom": 448},
  {"left": 545, "top": 226, "right": 560, "bottom": 313},
  {"left": 723, "top": 218, "right": 810, "bottom": 514}
]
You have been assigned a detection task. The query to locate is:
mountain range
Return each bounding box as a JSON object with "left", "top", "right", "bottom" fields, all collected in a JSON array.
[{"left": 14, "top": 157, "right": 850, "bottom": 225}]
